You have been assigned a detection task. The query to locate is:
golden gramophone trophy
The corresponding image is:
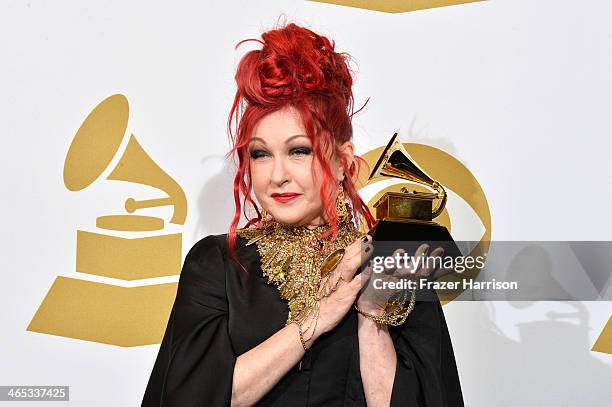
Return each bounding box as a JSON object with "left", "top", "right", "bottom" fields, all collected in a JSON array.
[{"left": 367, "top": 132, "right": 462, "bottom": 271}]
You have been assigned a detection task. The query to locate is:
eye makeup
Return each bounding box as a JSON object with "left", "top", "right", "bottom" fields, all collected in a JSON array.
[
  {"left": 249, "top": 148, "right": 269, "bottom": 159},
  {"left": 289, "top": 146, "right": 312, "bottom": 156},
  {"left": 248, "top": 145, "right": 312, "bottom": 160}
]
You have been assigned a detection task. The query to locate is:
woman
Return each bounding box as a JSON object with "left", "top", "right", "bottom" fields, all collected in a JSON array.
[{"left": 142, "top": 22, "right": 464, "bottom": 407}]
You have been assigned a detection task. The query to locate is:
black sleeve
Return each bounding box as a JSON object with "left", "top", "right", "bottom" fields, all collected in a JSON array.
[
  {"left": 389, "top": 291, "right": 465, "bottom": 407},
  {"left": 141, "top": 235, "right": 237, "bottom": 407}
]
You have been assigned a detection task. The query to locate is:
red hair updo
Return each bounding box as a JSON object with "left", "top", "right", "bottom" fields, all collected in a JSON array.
[{"left": 225, "top": 22, "right": 375, "bottom": 270}]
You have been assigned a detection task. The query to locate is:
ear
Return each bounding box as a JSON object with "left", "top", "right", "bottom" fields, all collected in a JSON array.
[{"left": 336, "top": 141, "right": 355, "bottom": 182}]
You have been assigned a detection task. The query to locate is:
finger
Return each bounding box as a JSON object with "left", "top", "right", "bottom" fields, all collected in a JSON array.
[
  {"left": 408, "top": 243, "right": 431, "bottom": 276},
  {"left": 326, "top": 272, "right": 347, "bottom": 295},
  {"left": 340, "top": 235, "right": 373, "bottom": 280},
  {"left": 430, "top": 267, "right": 445, "bottom": 281},
  {"left": 360, "top": 262, "right": 374, "bottom": 283},
  {"left": 349, "top": 234, "right": 371, "bottom": 255},
  {"left": 388, "top": 248, "right": 411, "bottom": 276},
  {"left": 430, "top": 246, "right": 444, "bottom": 257},
  {"left": 360, "top": 234, "right": 374, "bottom": 258},
  {"left": 432, "top": 264, "right": 455, "bottom": 281},
  {"left": 417, "top": 243, "right": 430, "bottom": 257},
  {"left": 339, "top": 250, "right": 366, "bottom": 281},
  {"left": 341, "top": 236, "right": 372, "bottom": 266},
  {"left": 357, "top": 272, "right": 376, "bottom": 298},
  {"left": 363, "top": 242, "right": 374, "bottom": 261},
  {"left": 350, "top": 273, "right": 363, "bottom": 293},
  {"left": 418, "top": 247, "right": 444, "bottom": 278},
  {"left": 340, "top": 236, "right": 363, "bottom": 263},
  {"left": 399, "top": 246, "right": 421, "bottom": 275},
  {"left": 357, "top": 269, "right": 374, "bottom": 297},
  {"left": 357, "top": 257, "right": 373, "bottom": 276}
]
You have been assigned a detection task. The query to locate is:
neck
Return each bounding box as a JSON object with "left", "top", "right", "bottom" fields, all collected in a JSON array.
[{"left": 274, "top": 215, "right": 330, "bottom": 230}]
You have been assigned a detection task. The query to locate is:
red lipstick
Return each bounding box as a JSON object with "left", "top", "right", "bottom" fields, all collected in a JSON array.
[{"left": 271, "top": 192, "right": 301, "bottom": 203}]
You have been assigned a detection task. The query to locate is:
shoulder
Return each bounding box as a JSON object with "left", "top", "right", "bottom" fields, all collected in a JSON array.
[
  {"left": 183, "top": 233, "right": 253, "bottom": 271},
  {"left": 179, "top": 234, "right": 229, "bottom": 284},
  {"left": 177, "top": 234, "right": 233, "bottom": 305},
  {"left": 180, "top": 233, "right": 257, "bottom": 287},
  {"left": 186, "top": 234, "right": 226, "bottom": 259},
  {"left": 185, "top": 233, "right": 250, "bottom": 258}
]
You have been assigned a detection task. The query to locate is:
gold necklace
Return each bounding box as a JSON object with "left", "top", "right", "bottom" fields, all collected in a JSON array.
[{"left": 237, "top": 213, "right": 362, "bottom": 325}]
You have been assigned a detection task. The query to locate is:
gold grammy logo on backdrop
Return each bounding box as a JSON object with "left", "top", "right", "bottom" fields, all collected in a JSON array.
[
  {"left": 27, "top": 94, "right": 187, "bottom": 347},
  {"left": 308, "top": 0, "right": 485, "bottom": 13}
]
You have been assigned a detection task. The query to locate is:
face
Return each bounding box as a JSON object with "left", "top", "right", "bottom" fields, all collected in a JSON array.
[{"left": 248, "top": 106, "right": 353, "bottom": 227}]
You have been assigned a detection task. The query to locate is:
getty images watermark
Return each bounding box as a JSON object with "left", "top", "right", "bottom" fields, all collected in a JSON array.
[
  {"left": 361, "top": 240, "right": 612, "bottom": 301},
  {"left": 369, "top": 250, "right": 518, "bottom": 291}
]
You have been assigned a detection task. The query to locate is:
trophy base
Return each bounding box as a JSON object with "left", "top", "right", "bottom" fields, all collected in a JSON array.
[
  {"left": 368, "top": 219, "right": 463, "bottom": 261},
  {"left": 367, "top": 219, "right": 465, "bottom": 302}
]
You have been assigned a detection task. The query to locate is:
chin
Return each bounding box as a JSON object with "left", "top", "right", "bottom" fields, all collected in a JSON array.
[
  {"left": 270, "top": 213, "right": 305, "bottom": 226},
  {"left": 267, "top": 205, "right": 310, "bottom": 226},
  {"left": 265, "top": 198, "right": 322, "bottom": 226}
]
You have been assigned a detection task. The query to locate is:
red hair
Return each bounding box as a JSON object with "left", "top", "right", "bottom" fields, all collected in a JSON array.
[{"left": 225, "top": 22, "right": 376, "bottom": 271}]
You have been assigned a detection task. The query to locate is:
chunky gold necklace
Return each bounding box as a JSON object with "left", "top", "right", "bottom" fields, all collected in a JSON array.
[{"left": 237, "top": 214, "right": 362, "bottom": 325}]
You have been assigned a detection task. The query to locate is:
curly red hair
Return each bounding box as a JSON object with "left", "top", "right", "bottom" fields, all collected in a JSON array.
[{"left": 225, "top": 22, "right": 375, "bottom": 271}]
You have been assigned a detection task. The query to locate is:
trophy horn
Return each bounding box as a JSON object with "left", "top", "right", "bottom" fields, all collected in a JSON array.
[{"left": 368, "top": 132, "right": 447, "bottom": 218}]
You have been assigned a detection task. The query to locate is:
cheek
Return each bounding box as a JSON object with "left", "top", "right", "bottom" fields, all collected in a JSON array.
[
  {"left": 249, "top": 164, "right": 267, "bottom": 197},
  {"left": 292, "top": 164, "right": 313, "bottom": 192},
  {"left": 299, "top": 167, "right": 324, "bottom": 205}
]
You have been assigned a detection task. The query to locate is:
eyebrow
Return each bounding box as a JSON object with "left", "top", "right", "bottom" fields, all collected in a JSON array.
[{"left": 248, "top": 134, "right": 309, "bottom": 145}]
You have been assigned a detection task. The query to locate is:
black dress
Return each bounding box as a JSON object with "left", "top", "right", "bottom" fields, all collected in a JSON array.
[{"left": 141, "top": 234, "right": 464, "bottom": 406}]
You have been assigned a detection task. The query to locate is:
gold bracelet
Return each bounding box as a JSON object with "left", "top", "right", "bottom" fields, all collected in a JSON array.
[
  {"left": 297, "top": 322, "right": 308, "bottom": 351},
  {"left": 316, "top": 273, "right": 345, "bottom": 300},
  {"left": 295, "top": 300, "right": 320, "bottom": 351},
  {"left": 301, "top": 301, "right": 320, "bottom": 343},
  {"left": 354, "top": 286, "right": 417, "bottom": 326}
]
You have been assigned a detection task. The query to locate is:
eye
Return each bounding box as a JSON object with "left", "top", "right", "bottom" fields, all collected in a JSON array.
[
  {"left": 290, "top": 146, "right": 312, "bottom": 156},
  {"left": 249, "top": 149, "right": 269, "bottom": 160}
]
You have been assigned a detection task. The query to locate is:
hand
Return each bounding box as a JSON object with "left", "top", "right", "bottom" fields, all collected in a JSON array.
[
  {"left": 356, "top": 243, "right": 446, "bottom": 315},
  {"left": 304, "top": 234, "right": 374, "bottom": 339}
]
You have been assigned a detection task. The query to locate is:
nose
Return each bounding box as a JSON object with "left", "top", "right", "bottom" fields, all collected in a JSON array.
[{"left": 270, "top": 155, "right": 290, "bottom": 187}]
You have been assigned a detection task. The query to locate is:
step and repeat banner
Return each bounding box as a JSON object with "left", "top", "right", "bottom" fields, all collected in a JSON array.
[{"left": 2, "top": 0, "right": 611, "bottom": 405}]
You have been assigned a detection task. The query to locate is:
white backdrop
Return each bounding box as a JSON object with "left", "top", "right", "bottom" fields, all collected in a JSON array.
[{"left": 1, "top": 0, "right": 611, "bottom": 405}]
